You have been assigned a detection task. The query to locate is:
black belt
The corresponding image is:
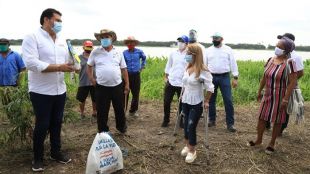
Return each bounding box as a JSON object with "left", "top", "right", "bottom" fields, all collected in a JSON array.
[
  {"left": 128, "top": 71, "right": 140, "bottom": 75},
  {"left": 211, "top": 72, "right": 229, "bottom": 76}
]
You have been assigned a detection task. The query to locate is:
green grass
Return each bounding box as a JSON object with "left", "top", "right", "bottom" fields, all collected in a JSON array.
[{"left": 139, "top": 57, "right": 310, "bottom": 105}]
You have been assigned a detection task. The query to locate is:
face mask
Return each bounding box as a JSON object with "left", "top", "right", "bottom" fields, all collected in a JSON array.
[
  {"left": 52, "top": 21, "right": 62, "bottom": 34},
  {"left": 184, "top": 55, "right": 193, "bottom": 63},
  {"left": 127, "top": 45, "right": 135, "bottom": 50},
  {"left": 212, "top": 40, "right": 221, "bottom": 47},
  {"left": 177, "top": 42, "right": 186, "bottom": 50},
  {"left": 275, "top": 47, "right": 285, "bottom": 56},
  {"left": 101, "top": 38, "right": 112, "bottom": 47},
  {"left": 85, "top": 50, "right": 92, "bottom": 54},
  {"left": 0, "top": 44, "right": 9, "bottom": 53}
]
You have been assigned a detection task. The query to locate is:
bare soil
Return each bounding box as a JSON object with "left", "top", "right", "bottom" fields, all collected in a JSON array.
[{"left": 1, "top": 100, "right": 310, "bottom": 174}]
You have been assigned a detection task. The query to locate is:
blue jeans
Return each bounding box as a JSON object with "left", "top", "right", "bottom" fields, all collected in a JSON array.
[
  {"left": 30, "top": 92, "right": 66, "bottom": 161},
  {"left": 208, "top": 73, "right": 235, "bottom": 127},
  {"left": 183, "top": 102, "right": 203, "bottom": 146}
]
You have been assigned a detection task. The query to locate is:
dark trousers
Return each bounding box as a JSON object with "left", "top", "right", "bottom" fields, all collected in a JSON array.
[
  {"left": 30, "top": 92, "right": 66, "bottom": 161},
  {"left": 183, "top": 102, "right": 203, "bottom": 146},
  {"left": 126, "top": 72, "right": 141, "bottom": 113},
  {"left": 208, "top": 73, "right": 235, "bottom": 127},
  {"left": 163, "top": 81, "right": 182, "bottom": 123},
  {"left": 96, "top": 83, "right": 126, "bottom": 133}
]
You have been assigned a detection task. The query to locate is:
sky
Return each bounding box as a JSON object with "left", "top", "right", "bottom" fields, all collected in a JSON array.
[{"left": 0, "top": 0, "right": 309, "bottom": 46}]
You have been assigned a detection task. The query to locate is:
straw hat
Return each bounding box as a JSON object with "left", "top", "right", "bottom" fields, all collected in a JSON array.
[
  {"left": 124, "top": 36, "right": 139, "bottom": 45},
  {"left": 94, "top": 29, "right": 117, "bottom": 42}
]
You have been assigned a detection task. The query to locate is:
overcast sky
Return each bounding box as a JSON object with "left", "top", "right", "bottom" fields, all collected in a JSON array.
[{"left": 0, "top": 0, "right": 309, "bottom": 46}]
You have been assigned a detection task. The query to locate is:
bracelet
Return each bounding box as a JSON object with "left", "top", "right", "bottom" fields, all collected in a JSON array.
[{"left": 233, "top": 76, "right": 238, "bottom": 80}]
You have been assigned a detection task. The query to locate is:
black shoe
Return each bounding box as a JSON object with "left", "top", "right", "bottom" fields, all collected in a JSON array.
[
  {"left": 117, "top": 124, "right": 127, "bottom": 134},
  {"left": 32, "top": 160, "right": 44, "bottom": 172},
  {"left": 227, "top": 126, "right": 237, "bottom": 133},
  {"left": 50, "top": 152, "right": 72, "bottom": 164},
  {"left": 161, "top": 121, "right": 169, "bottom": 127},
  {"left": 208, "top": 122, "right": 216, "bottom": 127}
]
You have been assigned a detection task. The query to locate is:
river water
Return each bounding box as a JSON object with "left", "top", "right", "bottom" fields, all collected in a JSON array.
[{"left": 11, "top": 46, "right": 310, "bottom": 61}]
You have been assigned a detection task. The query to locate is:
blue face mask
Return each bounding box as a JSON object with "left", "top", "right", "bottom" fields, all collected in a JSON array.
[
  {"left": 184, "top": 55, "right": 193, "bottom": 63},
  {"left": 52, "top": 21, "right": 62, "bottom": 34},
  {"left": 101, "top": 38, "right": 112, "bottom": 47}
]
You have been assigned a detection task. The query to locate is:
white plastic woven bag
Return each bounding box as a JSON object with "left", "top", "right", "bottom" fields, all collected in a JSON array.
[{"left": 85, "top": 132, "right": 123, "bottom": 174}]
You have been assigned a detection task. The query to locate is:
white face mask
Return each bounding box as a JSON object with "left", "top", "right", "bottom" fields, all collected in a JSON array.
[
  {"left": 275, "top": 47, "right": 285, "bottom": 56},
  {"left": 178, "top": 42, "right": 186, "bottom": 50}
]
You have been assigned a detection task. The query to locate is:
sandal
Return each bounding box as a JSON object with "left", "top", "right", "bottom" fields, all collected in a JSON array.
[
  {"left": 247, "top": 141, "right": 262, "bottom": 147},
  {"left": 247, "top": 141, "right": 256, "bottom": 146},
  {"left": 265, "top": 146, "right": 275, "bottom": 155}
]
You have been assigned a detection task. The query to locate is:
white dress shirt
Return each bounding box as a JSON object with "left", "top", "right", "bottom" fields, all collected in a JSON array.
[
  {"left": 205, "top": 44, "right": 239, "bottom": 77},
  {"left": 22, "top": 28, "right": 69, "bottom": 95},
  {"left": 290, "top": 50, "right": 303, "bottom": 71},
  {"left": 182, "top": 70, "right": 214, "bottom": 105},
  {"left": 165, "top": 49, "right": 187, "bottom": 87},
  {"left": 87, "top": 47, "right": 127, "bottom": 87}
]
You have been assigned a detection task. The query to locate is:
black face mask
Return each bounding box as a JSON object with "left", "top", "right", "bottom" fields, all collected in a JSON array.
[
  {"left": 212, "top": 40, "right": 221, "bottom": 47},
  {"left": 85, "top": 50, "right": 92, "bottom": 54}
]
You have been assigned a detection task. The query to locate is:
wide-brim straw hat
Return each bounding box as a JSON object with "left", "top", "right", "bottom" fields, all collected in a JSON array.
[
  {"left": 124, "top": 36, "right": 139, "bottom": 45},
  {"left": 94, "top": 29, "right": 117, "bottom": 42}
]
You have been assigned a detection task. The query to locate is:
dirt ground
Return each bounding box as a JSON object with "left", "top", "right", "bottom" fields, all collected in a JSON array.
[{"left": 1, "top": 100, "right": 310, "bottom": 174}]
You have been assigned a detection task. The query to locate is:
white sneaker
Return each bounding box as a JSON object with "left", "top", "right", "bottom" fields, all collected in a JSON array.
[
  {"left": 181, "top": 146, "right": 189, "bottom": 156},
  {"left": 185, "top": 151, "right": 197, "bottom": 163}
]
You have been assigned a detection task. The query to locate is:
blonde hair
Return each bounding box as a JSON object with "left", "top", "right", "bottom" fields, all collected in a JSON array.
[{"left": 186, "top": 43, "right": 207, "bottom": 78}]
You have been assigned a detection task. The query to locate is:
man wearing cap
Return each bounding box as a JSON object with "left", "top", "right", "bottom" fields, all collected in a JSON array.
[
  {"left": 22, "top": 8, "right": 74, "bottom": 172},
  {"left": 123, "top": 36, "right": 146, "bottom": 117},
  {"left": 266, "top": 33, "right": 304, "bottom": 135},
  {"left": 76, "top": 40, "right": 96, "bottom": 119},
  {"left": 161, "top": 35, "right": 189, "bottom": 127},
  {"left": 189, "top": 29, "right": 205, "bottom": 58},
  {"left": 87, "top": 29, "right": 129, "bottom": 134},
  {"left": 0, "top": 38, "right": 26, "bottom": 87},
  {"left": 205, "top": 32, "right": 239, "bottom": 132}
]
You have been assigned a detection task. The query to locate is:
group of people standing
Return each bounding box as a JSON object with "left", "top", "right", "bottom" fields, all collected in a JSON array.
[{"left": 0, "top": 7, "right": 305, "bottom": 171}]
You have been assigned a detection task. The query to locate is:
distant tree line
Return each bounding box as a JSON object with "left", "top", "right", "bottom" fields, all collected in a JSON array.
[{"left": 6, "top": 39, "right": 310, "bottom": 51}]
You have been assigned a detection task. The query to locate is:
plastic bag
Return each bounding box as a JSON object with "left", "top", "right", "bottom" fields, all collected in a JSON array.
[{"left": 85, "top": 132, "right": 123, "bottom": 174}]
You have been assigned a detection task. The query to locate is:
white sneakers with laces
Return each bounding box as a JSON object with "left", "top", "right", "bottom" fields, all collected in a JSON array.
[
  {"left": 181, "top": 146, "right": 189, "bottom": 156},
  {"left": 181, "top": 146, "right": 197, "bottom": 163},
  {"left": 185, "top": 150, "right": 197, "bottom": 163}
]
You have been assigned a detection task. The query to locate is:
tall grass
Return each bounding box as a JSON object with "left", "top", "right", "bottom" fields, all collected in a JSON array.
[{"left": 140, "top": 57, "right": 310, "bottom": 105}]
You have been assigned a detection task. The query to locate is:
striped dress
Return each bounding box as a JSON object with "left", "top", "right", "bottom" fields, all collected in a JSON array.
[{"left": 259, "top": 58, "right": 297, "bottom": 124}]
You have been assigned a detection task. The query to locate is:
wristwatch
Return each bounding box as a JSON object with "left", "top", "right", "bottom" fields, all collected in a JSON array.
[{"left": 233, "top": 76, "right": 238, "bottom": 80}]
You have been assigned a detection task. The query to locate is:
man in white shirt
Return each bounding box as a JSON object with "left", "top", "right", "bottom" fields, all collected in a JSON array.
[
  {"left": 266, "top": 33, "right": 304, "bottom": 135},
  {"left": 22, "top": 8, "right": 74, "bottom": 172},
  {"left": 162, "top": 35, "right": 189, "bottom": 127},
  {"left": 205, "top": 32, "right": 239, "bottom": 132},
  {"left": 189, "top": 29, "right": 205, "bottom": 58},
  {"left": 87, "top": 29, "right": 129, "bottom": 134}
]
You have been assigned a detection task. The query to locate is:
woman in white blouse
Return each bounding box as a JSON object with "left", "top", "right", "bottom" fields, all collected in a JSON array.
[{"left": 181, "top": 43, "right": 214, "bottom": 163}]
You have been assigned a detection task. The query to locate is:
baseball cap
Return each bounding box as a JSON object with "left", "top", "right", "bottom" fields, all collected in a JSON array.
[
  {"left": 177, "top": 35, "right": 189, "bottom": 43},
  {"left": 277, "top": 33, "right": 295, "bottom": 41},
  {"left": 83, "top": 40, "right": 93, "bottom": 47},
  {"left": 211, "top": 32, "right": 223, "bottom": 38}
]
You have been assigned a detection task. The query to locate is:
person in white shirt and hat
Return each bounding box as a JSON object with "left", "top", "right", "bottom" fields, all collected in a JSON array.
[
  {"left": 205, "top": 32, "right": 239, "bottom": 132},
  {"left": 87, "top": 29, "right": 129, "bottom": 134}
]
